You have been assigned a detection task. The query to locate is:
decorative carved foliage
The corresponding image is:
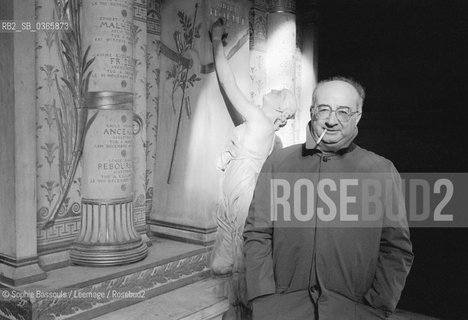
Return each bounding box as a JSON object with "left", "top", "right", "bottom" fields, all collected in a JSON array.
[{"left": 145, "top": 0, "right": 161, "bottom": 215}]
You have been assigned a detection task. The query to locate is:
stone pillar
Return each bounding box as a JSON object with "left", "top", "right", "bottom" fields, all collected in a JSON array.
[
  {"left": 265, "top": 0, "right": 296, "bottom": 146},
  {"left": 70, "top": 0, "right": 148, "bottom": 266},
  {"left": 0, "top": 0, "right": 46, "bottom": 285},
  {"left": 145, "top": 0, "right": 161, "bottom": 218},
  {"left": 249, "top": 0, "right": 268, "bottom": 105},
  {"left": 297, "top": 0, "right": 319, "bottom": 142},
  {"left": 132, "top": 0, "right": 151, "bottom": 244}
]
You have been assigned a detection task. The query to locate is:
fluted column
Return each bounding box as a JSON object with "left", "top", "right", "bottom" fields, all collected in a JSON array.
[{"left": 70, "top": 0, "right": 148, "bottom": 266}]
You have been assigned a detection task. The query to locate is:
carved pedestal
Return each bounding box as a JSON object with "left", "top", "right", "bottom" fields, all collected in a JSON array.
[{"left": 70, "top": 92, "right": 147, "bottom": 266}]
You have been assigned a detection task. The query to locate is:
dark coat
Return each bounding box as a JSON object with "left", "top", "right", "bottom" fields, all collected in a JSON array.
[{"left": 244, "top": 143, "right": 414, "bottom": 320}]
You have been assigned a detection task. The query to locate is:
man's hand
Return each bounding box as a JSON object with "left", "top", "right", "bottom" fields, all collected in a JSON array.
[{"left": 209, "top": 18, "right": 228, "bottom": 46}]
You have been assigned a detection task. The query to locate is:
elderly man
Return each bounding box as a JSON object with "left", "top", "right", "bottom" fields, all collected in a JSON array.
[{"left": 244, "top": 77, "right": 414, "bottom": 320}]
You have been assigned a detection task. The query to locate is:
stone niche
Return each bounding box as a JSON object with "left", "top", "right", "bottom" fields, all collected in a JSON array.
[{"left": 149, "top": 0, "right": 252, "bottom": 245}]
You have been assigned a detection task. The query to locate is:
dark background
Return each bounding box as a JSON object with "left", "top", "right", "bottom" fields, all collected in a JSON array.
[{"left": 298, "top": 0, "right": 468, "bottom": 319}]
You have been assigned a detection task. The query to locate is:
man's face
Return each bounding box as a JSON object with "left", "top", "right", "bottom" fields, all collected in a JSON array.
[{"left": 310, "top": 81, "right": 362, "bottom": 144}]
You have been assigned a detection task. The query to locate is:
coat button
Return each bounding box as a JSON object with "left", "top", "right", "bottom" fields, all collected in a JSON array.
[
  {"left": 310, "top": 285, "right": 319, "bottom": 292},
  {"left": 309, "top": 285, "right": 321, "bottom": 301}
]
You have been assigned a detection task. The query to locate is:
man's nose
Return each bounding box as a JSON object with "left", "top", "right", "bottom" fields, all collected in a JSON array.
[{"left": 325, "top": 110, "right": 339, "bottom": 126}]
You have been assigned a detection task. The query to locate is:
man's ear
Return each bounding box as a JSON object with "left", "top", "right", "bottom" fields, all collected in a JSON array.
[{"left": 355, "top": 113, "right": 362, "bottom": 126}]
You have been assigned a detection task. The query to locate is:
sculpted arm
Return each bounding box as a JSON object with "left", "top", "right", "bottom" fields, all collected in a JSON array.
[{"left": 211, "top": 19, "right": 263, "bottom": 124}]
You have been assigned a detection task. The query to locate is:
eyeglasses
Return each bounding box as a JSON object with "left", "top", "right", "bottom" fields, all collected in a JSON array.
[{"left": 313, "top": 105, "right": 360, "bottom": 122}]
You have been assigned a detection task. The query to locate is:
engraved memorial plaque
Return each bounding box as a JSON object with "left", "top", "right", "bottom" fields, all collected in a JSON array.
[
  {"left": 82, "top": 109, "right": 133, "bottom": 200},
  {"left": 82, "top": 0, "right": 134, "bottom": 92}
]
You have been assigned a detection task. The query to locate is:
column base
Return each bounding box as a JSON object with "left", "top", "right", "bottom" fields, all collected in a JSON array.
[{"left": 70, "top": 239, "right": 148, "bottom": 267}]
